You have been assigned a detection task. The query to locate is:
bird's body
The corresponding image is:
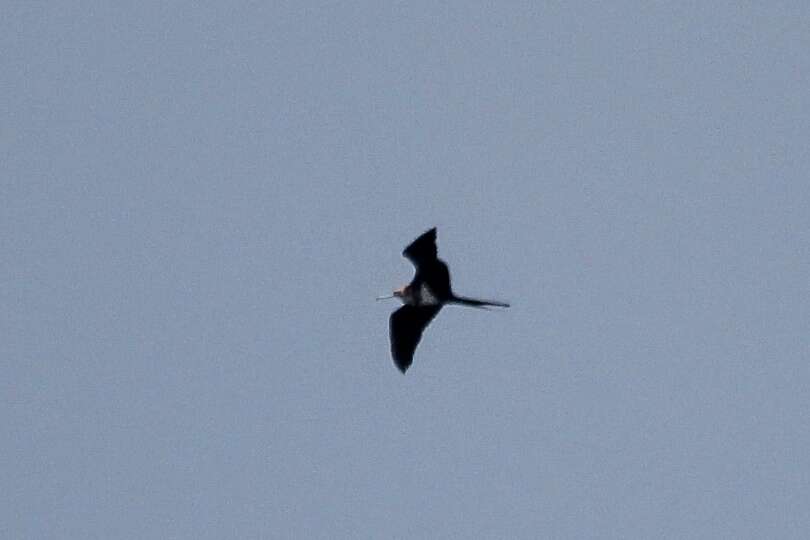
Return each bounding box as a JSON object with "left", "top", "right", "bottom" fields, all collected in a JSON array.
[{"left": 382, "top": 228, "right": 509, "bottom": 373}]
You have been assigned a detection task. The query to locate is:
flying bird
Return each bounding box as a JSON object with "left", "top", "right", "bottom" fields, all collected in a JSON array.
[{"left": 377, "top": 228, "right": 509, "bottom": 373}]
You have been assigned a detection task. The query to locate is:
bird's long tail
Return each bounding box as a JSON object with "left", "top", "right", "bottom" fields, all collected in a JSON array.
[{"left": 449, "top": 295, "right": 510, "bottom": 309}]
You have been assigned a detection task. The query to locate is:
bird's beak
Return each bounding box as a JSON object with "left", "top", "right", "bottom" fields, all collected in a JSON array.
[{"left": 375, "top": 294, "right": 395, "bottom": 301}]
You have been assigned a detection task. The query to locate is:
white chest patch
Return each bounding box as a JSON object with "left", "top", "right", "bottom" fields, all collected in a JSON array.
[{"left": 419, "top": 283, "right": 440, "bottom": 305}]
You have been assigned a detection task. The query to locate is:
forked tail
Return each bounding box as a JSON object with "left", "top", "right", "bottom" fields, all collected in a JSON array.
[{"left": 449, "top": 294, "right": 510, "bottom": 309}]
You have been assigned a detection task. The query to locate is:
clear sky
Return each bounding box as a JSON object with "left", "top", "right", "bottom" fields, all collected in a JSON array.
[{"left": 4, "top": 2, "right": 809, "bottom": 538}]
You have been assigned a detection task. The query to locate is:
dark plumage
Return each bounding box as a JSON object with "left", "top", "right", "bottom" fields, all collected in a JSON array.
[
  {"left": 389, "top": 305, "right": 441, "bottom": 373},
  {"left": 384, "top": 228, "right": 509, "bottom": 373}
]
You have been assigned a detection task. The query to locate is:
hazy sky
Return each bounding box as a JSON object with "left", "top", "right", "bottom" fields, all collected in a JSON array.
[{"left": 4, "top": 2, "right": 810, "bottom": 538}]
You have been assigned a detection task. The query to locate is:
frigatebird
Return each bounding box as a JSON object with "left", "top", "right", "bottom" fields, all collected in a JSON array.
[{"left": 377, "top": 228, "right": 510, "bottom": 373}]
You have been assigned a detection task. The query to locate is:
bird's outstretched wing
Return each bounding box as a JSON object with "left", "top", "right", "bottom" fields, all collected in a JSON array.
[
  {"left": 389, "top": 305, "right": 442, "bottom": 373},
  {"left": 402, "top": 227, "right": 452, "bottom": 300},
  {"left": 402, "top": 227, "right": 437, "bottom": 268}
]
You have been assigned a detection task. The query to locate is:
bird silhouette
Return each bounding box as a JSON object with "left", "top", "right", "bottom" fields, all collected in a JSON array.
[{"left": 378, "top": 228, "right": 509, "bottom": 373}]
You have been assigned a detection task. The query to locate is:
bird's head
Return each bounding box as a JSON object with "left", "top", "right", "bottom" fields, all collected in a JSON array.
[{"left": 376, "top": 285, "right": 412, "bottom": 303}]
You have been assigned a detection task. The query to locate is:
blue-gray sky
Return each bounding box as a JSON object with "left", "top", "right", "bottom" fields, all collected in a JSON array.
[{"left": 4, "top": 2, "right": 809, "bottom": 538}]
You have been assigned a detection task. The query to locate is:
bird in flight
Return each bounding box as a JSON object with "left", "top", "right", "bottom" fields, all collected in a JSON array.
[{"left": 377, "top": 228, "right": 509, "bottom": 373}]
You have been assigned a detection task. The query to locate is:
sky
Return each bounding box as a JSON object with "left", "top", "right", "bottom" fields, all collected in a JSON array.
[{"left": 3, "top": 2, "right": 810, "bottom": 538}]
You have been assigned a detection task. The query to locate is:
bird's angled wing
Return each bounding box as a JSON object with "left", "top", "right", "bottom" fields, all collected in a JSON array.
[
  {"left": 389, "top": 305, "right": 442, "bottom": 373},
  {"left": 402, "top": 227, "right": 438, "bottom": 268}
]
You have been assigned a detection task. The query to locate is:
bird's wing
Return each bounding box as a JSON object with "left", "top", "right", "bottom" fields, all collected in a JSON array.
[
  {"left": 420, "top": 258, "right": 452, "bottom": 300},
  {"left": 389, "top": 305, "right": 442, "bottom": 373},
  {"left": 403, "top": 228, "right": 452, "bottom": 300},
  {"left": 402, "top": 227, "right": 438, "bottom": 268}
]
